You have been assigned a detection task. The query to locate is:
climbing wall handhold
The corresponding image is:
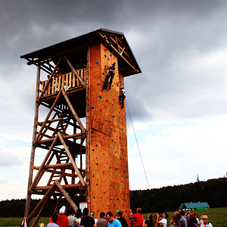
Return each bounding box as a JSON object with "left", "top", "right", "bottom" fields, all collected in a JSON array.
[
  {"left": 99, "top": 95, "right": 102, "bottom": 98},
  {"left": 91, "top": 105, "right": 95, "bottom": 109},
  {"left": 97, "top": 82, "right": 99, "bottom": 85},
  {"left": 96, "top": 61, "right": 99, "bottom": 64}
]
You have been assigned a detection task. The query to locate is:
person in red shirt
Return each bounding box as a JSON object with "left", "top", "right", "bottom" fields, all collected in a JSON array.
[
  {"left": 130, "top": 208, "right": 143, "bottom": 227},
  {"left": 57, "top": 206, "right": 69, "bottom": 227}
]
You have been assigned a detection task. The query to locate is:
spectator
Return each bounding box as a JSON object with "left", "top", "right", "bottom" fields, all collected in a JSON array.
[
  {"left": 68, "top": 210, "right": 78, "bottom": 227},
  {"left": 156, "top": 214, "right": 167, "bottom": 227},
  {"left": 130, "top": 208, "right": 143, "bottom": 227},
  {"left": 202, "top": 215, "right": 212, "bottom": 227},
  {"left": 179, "top": 211, "right": 187, "bottom": 227},
  {"left": 77, "top": 212, "right": 83, "bottom": 227},
  {"left": 90, "top": 212, "right": 98, "bottom": 227},
  {"left": 47, "top": 214, "right": 59, "bottom": 227},
  {"left": 80, "top": 208, "right": 95, "bottom": 227},
  {"left": 57, "top": 206, "right": 69, "bottom": 227},
  {"left": 197, "top": 216, "right": 203, "bottom": 227},
  {"left": 97, "top": 212, "right": 107, "bottom": 227},
  {"left": 106, "top": 212, "right": 121, "bottom": 227},
  {"left": 144, "top": 214, "right": 156, "bottom": 227},
  {"left": 117, "top": 211, "right": 128, "bottom": 227},
  {"left": 189, "top": 212, "right": 197, "bottom": 227},
  {"left": 170, "top": 216, "right": 180, "bottom": 227},
  {"left": 56, "top": 68, "right": 63, "bottom": 77}
]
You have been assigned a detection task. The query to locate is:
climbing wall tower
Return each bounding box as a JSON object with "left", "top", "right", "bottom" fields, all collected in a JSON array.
[{"left": 21, "top": 28, "right": 141, "bottom": 226}]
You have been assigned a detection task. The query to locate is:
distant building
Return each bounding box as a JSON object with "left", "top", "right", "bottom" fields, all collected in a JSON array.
[{"left": 178, "top": 202, "right": 210, "bottom": 210}]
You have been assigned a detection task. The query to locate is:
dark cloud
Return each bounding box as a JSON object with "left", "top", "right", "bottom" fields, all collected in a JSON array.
[{"left": 1, "top": 0, "right": 227, "bottom": 129}]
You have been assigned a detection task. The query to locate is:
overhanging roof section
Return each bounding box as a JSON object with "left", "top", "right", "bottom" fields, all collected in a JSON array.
[{"left": 20, "top": 28, "right": 141, "bottom": 77}]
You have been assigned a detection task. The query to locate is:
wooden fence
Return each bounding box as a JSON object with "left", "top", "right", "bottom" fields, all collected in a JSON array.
[{"left": 41, "top": 69, "right": 85, "bottom": 96}]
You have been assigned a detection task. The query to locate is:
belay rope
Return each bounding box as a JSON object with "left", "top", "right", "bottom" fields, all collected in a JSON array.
[{"left": 126, "top": 99, "right": 150, "bottom": 189}]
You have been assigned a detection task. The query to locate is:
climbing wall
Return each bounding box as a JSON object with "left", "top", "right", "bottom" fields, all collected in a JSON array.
[{"left": 89, "top": 43, "right": 130, "bottom": 223}]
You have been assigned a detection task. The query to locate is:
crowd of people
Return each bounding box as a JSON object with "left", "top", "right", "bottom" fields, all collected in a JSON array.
[
  {"left": 46, "top": 206, "right": 212, "bottom": 227},
  {"left": 138, "top": 210, "right": 213, "bottom": 227},
  {"left": 47, "top": 206, "right": 128, "bottom": 227}
]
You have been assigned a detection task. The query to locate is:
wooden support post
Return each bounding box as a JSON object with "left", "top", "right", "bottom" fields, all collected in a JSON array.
[
  {"left": 33, "top": 163, "right": 72, "bottom": 169},
  {"left": 55, "top": 180, "right": 78, "bottom": 213},
  {"left": 64, "top": 55, "right": 86, "bottom": 88},
  {"left": 28, "top": 135, "right": 59, "bottom": 191},
  {"left": 85, "top": 46, "right": 91, "bottom": 210},
  {"left": 37, "top": 132, "right": 83, "bottom": 144},
  {"left": 58, "top": 132, "right": 85, "bottom": 186},
  {"left": 39, "top": 56, "right": 62, "bottom": 100},
  {"left": 33, "top": 89, "right": 62, "bottom": 145},
  {"left": 24, "top": 64, "right": 40, "bottom": 218},
  {"left": 34, "top": 183, "right": 83, "bottom": 191},
  {"left": 31, "top": 198, "right": 49, "bottom": 227},
  {"left": 61, "top": 89, "right": 86, "bottom": 134},
  {"left": 27, "top": 181, "right": 56, "bottom": 224}
]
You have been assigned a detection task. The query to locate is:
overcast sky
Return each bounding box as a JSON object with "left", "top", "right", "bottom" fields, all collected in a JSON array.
[{"left": 1, "top": 0, "right": 227, "bottom": 201}]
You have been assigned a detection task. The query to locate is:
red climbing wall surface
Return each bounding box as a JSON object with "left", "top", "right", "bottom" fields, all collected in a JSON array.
[{"left": 89, "top": 43, "right": 130, "bottom": 222}]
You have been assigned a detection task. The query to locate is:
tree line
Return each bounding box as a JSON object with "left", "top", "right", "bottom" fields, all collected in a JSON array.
[{"left": 0, "top": 178, "right": 226, "bottom": 217}]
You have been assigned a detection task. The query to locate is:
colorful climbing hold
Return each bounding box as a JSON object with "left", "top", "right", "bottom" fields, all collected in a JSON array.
[
  {"left": 96, "top": 61, "right": 99, "bottom": 64},
  {"left": 91, "top": 105, "right": 95, "bottom": 109},
  {"left": 99, "top": 95, "right": 102, "bottom": 98}
]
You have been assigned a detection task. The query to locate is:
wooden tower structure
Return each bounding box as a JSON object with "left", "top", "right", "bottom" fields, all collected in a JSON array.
[{"left": 21, "top": 28, "right": 141, "bottom": 226}]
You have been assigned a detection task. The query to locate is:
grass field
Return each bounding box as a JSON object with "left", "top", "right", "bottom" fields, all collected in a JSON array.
[{"left": 0, "top": 207, "right": 226, "bottom": 226}]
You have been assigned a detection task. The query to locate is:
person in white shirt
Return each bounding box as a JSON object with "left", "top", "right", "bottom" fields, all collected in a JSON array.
[
  {"left": 202, "top": 215, "right": 212, "bottom": 227},
  {"left": 156, "top": 214, "right": 167, "bottom": 227}
]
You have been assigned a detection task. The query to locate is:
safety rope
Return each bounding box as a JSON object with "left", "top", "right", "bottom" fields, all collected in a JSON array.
[{"left": 126, "top": 99, "right": 150, "bottom": 189}]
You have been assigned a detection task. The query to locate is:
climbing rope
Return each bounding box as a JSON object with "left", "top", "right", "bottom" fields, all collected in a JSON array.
[{"left": 126, "top": 99, "right": 150, "bottom": 189}]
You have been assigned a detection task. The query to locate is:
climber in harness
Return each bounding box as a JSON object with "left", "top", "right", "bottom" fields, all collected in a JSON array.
[
  {"left": 119, "top": 86, "right": 126, "bottom": 108},
  {"left": 103, "top": 62, "right": 116, "bottom": 90}
]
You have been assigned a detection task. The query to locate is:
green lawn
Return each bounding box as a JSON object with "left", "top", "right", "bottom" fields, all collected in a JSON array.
[{"left": 0, "top": 207, "right": 227, "bottom": 226}]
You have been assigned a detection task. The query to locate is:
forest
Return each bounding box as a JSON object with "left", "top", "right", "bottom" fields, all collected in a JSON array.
[{"left": 0, "top": 177, "right": 226, "bottom": 217}]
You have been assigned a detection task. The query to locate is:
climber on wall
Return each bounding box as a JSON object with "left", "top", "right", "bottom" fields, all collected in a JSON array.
[
  {"left": 103, "top": 62, "right": 116, "bottom": 90},
  {"left": 119, "top": 86, "right": 125, "bottom": 108}
]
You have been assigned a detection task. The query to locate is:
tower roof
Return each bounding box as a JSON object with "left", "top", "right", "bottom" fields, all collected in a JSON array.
[{"left": 21, "top": 28, "right": 141, "bottom": 77}]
